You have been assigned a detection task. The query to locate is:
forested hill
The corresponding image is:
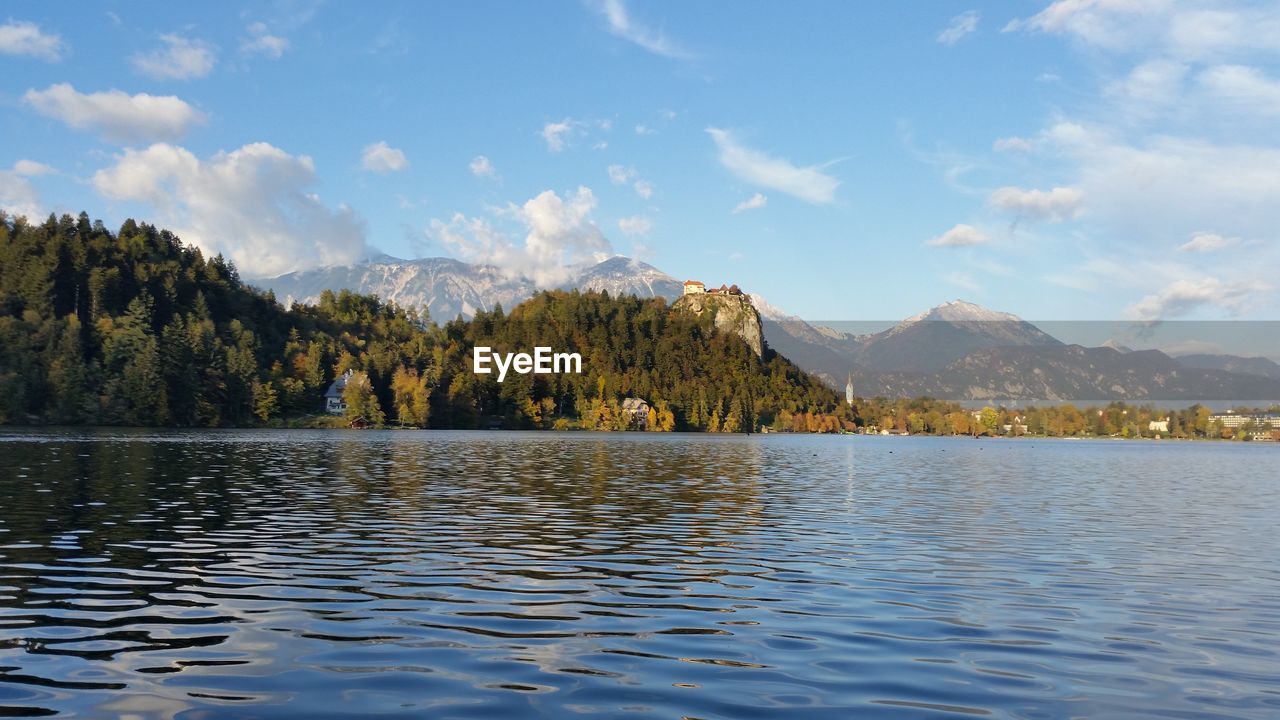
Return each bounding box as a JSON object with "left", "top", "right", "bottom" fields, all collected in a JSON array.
[{"left": 0, "top": 211, "right": 843, "bottom": 431}]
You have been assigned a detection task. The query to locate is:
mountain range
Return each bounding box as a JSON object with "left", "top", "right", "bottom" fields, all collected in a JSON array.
[{"left": 257, "top": 255, "right": 1280, "bottom": 404}]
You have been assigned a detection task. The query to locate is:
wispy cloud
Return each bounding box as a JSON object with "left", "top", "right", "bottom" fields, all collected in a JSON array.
[
  {"left": 938, "top": 11, "right": 979, "bottom": 45},
  {"left": 608, "top": 164, "right": 653, "bottom": 198},
  {"left": 132, "top": 34, "right": 217, "bottom": 80},
  {"left": 946, "top": 271, "right": 982, "bottom": 293},
  {"left": 927, "top": 223, "right": 991, "bottom": 247},
  {"left": 1002, "top": 0, "right": 1280, "bottom": 60},
  {"left": 241, "top": 22, "right": 289, "bottom": 59},
  {"left": 988, "top": 185, "right": 1084, "bottom": 222},
  {"left": 23, "top": 83, "right": 206, "bottom": 144},
  {"left": 592, "top": 0, "right": 691, "bottom": 59},
  {"left": 617, "top": 215, "right": 652, "bottom": 235},
  {"left": 607, "top": 164, "right": 636, "bottom": 185},
  {"left": 732, "top": 192, "right": 768, "bottom": 214},
  {"left": 1198, "top": 64, "right": 1280, "bottom": 117},
  {"left": 707, "top": 127, "right": 838, "bottom": 205},
  {"left": 1178, "top": 232, "right": 1239, "bottom": 253},
  {"left": 993, "top": 136, "right": 1032, "bottom": 152},
  {"left": 0, "top": 20, "right": 64, "bottom": 61}
]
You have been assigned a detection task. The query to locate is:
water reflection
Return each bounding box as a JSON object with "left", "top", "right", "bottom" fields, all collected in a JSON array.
[{"left": 0, "top": 430, "right": 1277, "bottom": 718}]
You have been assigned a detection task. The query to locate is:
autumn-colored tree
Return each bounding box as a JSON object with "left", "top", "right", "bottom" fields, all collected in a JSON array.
[{"left": 342, "top": 371, "right": 385, "bottom": 426}]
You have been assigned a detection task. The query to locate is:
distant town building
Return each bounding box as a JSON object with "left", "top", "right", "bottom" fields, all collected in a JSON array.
[
  {"left": 325, "top": 369, "right": 355, "bottom": 414},
  {"left": 621, "top": 397, "right": 651, "bottom": 429},
  {"left": 1149, "top": 418, "right": 1170, "bottom": 434},
  {"left": 683, "top": 280, "right": 706, "bottom": 295},
  {"left": 845, "top": 376, "right": 854, "bottom": 406},
  {"left": 1003, "top": 415, "right": 1029, "bottom": 435},
  {"left": 1210, "top": 411, "right": 1280, "bottom": 429}
]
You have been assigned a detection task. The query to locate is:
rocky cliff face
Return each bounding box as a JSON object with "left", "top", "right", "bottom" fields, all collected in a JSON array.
[{"left": 672, "top": 292, "right": 764, "bottom": 358}]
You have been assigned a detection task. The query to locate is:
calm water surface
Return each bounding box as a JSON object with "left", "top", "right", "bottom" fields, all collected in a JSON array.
[{"left": 0, "top": 430, "right": 1277, "bottom": 718}]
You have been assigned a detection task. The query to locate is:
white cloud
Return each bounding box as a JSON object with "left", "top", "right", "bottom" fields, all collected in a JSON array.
[
  {"left": 132, "top": 34, "right": 217, "bottom": 80},
  {"left": 241, "top": 22, "right": 289, "bottom": 59},
  {"left": 12, "top": 160, "right": 55, "bottom": 177},
  {"left": 0, "top": 20, "right": 64, "bottom": 61},
  {"left": 1003, "top": 0, "right": 1159, "bottom": 39},
  {"left": 469, "top": 155, "right": 498, "bottom": 179},
  {"left": 429, "top": 187, "right": 612, "bottom": 288},
  {"left": 617, "top": 215, "right": 652, "bottom": 235},
  {"left": 0, "top": 161, "right": 45, "bottom": 219},
  {"left": 1004, "top": 1, "right": 1280, "bottom": 59},
  {"left": 633, "top": 180, "right": 654, "bottom": 199},
  {"left": 1126, "top": 277, "right": 1269, "bottom": 320},
  {"left": 23, "top": 83, "right": 205, "bottom": 144},
  {"left": 707, "top": 127, "right": 838, "bottom": 205},
  {"left": 988, "top": 185, "right": 1084, "bottom": 221},
  {"left": 938, "top": 11, "right": 980, "bottom": 45},
  {"left": 635, "top": 124, "right": 655, "bottom": 135},
  {"left": 927, "top": 223, "right": 991, "bottom": 247},
  {"left": 1178, "top": 232, "right": 1239, "bottom": 252},
  {"left": 607, "top": 164, "right": 636, "bottom": 185},
  {"left": 1000, "top": 3, "right": 1280, "bottom": 316},
  {"left": 1043, "top": 121, "right": 1280, "bottom": 241},
  {"left": 993, "top": 136, "right": 1033, "bottom": 152},
  {"left": 1198, "top": 64, "right": 1280, "bottom": 116},
  {"left": 594, "top": 0, "right": 690, "bottom": 59},
  {"left": 1105, "top": 59, "right": 1187, "bottom": 116},
  {"left": 732, "top": 192, "right": 768, "bottom": 213},
  {"left": 361, "top": 141, "right": 408, "bottom": 173},
  {"left": 92, "top": 142, "right": 365, "bottom": 277},
  {"left": 542, "top": 118, "right": 578, "bottom": 152}
]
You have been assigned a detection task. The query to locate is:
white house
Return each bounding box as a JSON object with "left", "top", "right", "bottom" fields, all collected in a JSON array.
[
  {"left": 325, "top": 369, "right": 355, "bottom": 414},
  {"left": 683, "top": 280, "right": 706, "bottom": 295},
  {"left": 621, "top": 397, "right": 651, "bottom": 429}
]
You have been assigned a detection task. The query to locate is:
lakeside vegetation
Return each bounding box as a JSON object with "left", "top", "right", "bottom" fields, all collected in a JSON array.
[
  {"left": 2, "top": 211, "right": 1275, "bottom": 439},
  {"left": 851, "top": 397, "right": 1279, "bottom": 441}
]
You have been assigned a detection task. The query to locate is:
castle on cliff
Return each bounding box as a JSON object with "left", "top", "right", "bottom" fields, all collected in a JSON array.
[{"left": 683, "top": 280, "right": 743, "bottom": 296}]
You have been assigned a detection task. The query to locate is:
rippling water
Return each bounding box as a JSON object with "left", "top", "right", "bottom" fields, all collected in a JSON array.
[{"left": 0, "top": 430, "right": 1277, "bottom": 718}]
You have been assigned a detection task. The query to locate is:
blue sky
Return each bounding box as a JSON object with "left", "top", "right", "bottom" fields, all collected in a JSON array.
[{"left": 3, "top": 0, "right": 1280, "bottom": 323}]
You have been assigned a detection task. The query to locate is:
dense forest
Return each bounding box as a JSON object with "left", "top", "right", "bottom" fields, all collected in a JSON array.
[{"left": 0, "top": 211, "right": 843, "bottom": 431}]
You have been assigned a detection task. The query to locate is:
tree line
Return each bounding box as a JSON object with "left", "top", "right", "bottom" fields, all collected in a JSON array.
[
  {"left": 3, "top": 211, "right": 1271, "bottom": 438},
  {"left": 849, "top": 396, "right": 1279, "bottom": 441},
  {"left": 0, "top": 211, "right": 843, "bottom": 431}
]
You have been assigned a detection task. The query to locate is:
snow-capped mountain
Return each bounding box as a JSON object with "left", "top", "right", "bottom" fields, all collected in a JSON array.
[
  {"left": 859, "top": 299, "right": 1062, "bottom": 373},
  {"left": 262, "top": 256, "right": 538, "bottom": 321},
  {"left": 572, "top": 256, "right": 684, "bottom": 299},
  {"left": 258, "top": 255, "right": 683, "bottom": 322}
]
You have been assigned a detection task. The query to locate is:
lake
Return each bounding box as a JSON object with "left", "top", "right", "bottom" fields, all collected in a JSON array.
[{"left": 1, "top": 430, "right": 1277, "bottom": 718}]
